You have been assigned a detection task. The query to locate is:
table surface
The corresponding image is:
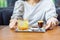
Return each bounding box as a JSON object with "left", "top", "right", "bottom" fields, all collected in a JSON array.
[{"left": 0, "top": 26, "right": 60, "bottom": 40}]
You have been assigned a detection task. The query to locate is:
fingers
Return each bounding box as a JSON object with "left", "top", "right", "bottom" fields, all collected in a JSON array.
[
  {"left": 45, "top": 22, "right": 51, "bottom": 30},
  {"left": 45, "top": 17, "right": 59, "bottom": 30},
  {"left": 46, "top": 21, "right": 57, "bottom": 30},
  {"left": 9, "top": 19, "right": 17, "bottom": 29},
  {"left": 49, "top": 22, "right": 55, "bottom": 30},
  {"left": 9, "top": 22, "right": 15, "bottom": 29},
  {"left": 49, "top": 20, "right": 58, "bottom": 29}
]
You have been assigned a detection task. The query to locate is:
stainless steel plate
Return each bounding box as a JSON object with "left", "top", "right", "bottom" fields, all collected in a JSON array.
[{"left": 15, "top": 27, "right": 46, "bottom": 32}]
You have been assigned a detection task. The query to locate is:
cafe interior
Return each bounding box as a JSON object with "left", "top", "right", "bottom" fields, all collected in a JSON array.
[{"left": 0, "top": 0, "right": 60, "bottom": 40}]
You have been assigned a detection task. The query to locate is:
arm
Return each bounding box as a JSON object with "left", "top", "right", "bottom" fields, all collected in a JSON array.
[
  {"left": 45, "top": 0, "right": 58, "bottom": 30},
  {"left": 9, "top": 1, "right": 24, "bottom": 29},
  {"left": 45, "top": 0, "right": 58, "bottom": 21},
  {"left": 11, "top": 1, "right": 24, "bottom": 20}
]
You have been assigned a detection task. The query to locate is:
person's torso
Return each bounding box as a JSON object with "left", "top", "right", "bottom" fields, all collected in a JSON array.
[
  {"left": 23, "top": 1, "right": 46, "bottom": 22},
  {"left": 16, "top": 0, "right": 51, "bottom": 26}
]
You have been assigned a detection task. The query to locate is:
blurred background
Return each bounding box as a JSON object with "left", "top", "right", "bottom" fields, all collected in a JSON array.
[{"left": 0, "top": 0, "right": 60, "bottom": 25}]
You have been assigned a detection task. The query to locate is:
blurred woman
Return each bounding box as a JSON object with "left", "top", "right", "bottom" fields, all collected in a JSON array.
[{"left": 9, "top": 0, "right": 58, "bottom": 30}]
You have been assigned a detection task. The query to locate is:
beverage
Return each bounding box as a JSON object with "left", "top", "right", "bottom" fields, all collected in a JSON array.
[
  {"left": 38, "top": 21, "right": 44, "bottom": 28},
  {"left": 17, "top": 20, "right": 28, "bottom": 30}
]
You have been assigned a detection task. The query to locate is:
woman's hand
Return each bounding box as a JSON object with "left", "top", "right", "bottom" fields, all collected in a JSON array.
[
  {"left": 45, "top": 17, "right": 59, "bottom": 30},
  {"left": 9, "top": 19, "right": 17, "bottom": 29}
]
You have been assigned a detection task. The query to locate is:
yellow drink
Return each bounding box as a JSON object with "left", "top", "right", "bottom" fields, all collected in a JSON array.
[{"left": 17, "top": 20, "right": 28, "bottom": 30}]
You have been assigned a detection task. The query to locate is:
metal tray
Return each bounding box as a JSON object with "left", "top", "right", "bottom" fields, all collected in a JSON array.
[{"left": 15, "top": 27, "right": 46, "bottom": 33}]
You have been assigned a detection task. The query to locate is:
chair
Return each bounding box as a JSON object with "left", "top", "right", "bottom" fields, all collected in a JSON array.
[
  {"left": 3, "top": 0, "right": 17, "bottom": 25},
  {"left": 0, "top": 0, "right": 17, "bottom": 25},
  {"left": 0, "top": 0, "right": 7, "bottom": 25},
  {"left": 55, "top": 0, "right": 60, "bottom": 21}
]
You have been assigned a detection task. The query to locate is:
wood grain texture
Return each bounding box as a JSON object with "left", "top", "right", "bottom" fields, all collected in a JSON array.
[{"left": 0, "top": 26, "right": 60, "bottom": 40}]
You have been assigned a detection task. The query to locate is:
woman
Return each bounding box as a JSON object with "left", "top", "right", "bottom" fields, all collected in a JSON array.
[{"left": 9, "top": 0, "right": 58, "bottom": 30}]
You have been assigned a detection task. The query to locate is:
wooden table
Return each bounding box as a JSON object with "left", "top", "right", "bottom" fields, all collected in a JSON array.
[{"left": 0, "top": 26, "right": 60, "bottom": 40}]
